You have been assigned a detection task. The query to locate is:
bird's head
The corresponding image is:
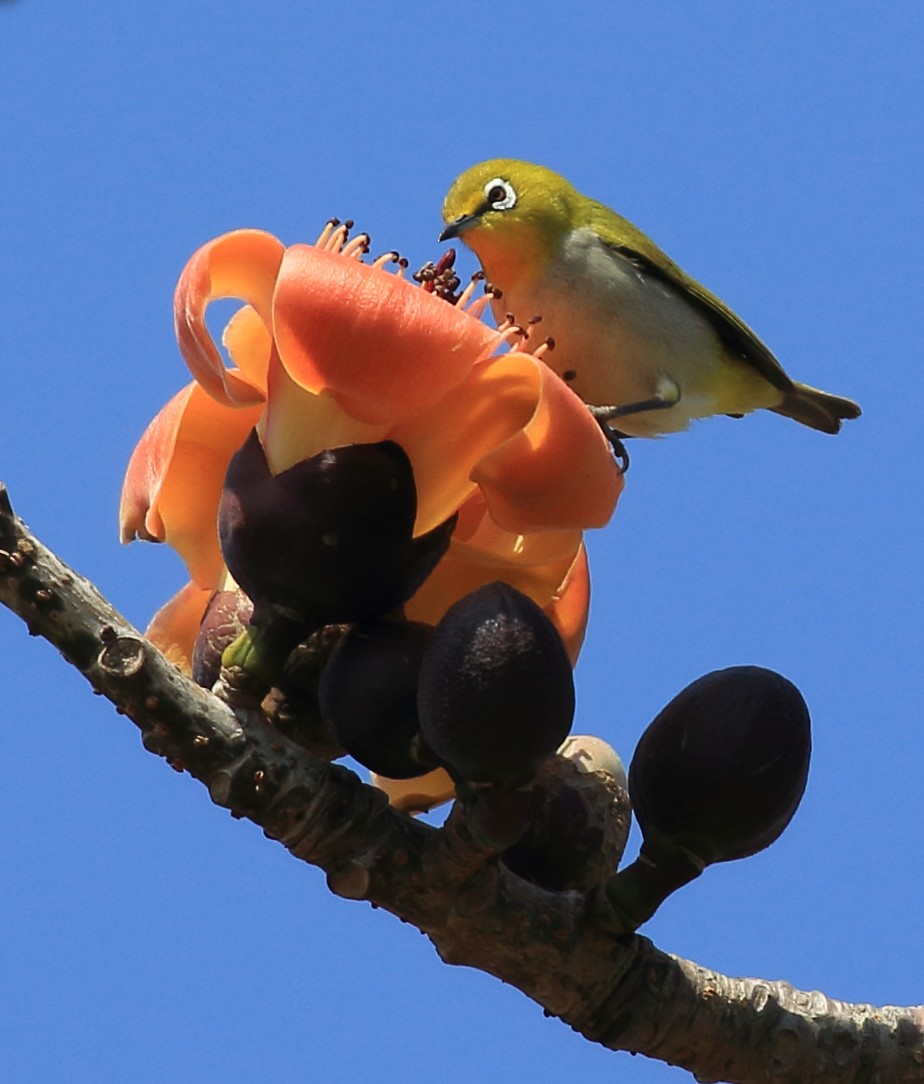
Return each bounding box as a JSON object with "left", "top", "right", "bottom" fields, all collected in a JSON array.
[{"left": 440, "top": 159, "right": 578, "bottom": 284}]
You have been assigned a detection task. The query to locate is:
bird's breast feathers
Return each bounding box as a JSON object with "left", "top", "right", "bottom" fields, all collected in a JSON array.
[{"left": 491, "top": 228, "right": 779, "bottom": 436}]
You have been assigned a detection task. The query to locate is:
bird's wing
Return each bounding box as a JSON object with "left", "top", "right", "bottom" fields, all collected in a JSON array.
[{"left": 590, "top": 201, "right": 795, "bottom": 393}]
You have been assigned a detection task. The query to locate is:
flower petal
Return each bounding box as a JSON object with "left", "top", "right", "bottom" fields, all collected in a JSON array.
[
  {"left": 222, "top": 304, "right": 273, "bottom": 392},
  {"left": 392, "top": 351, "right": 543, "bottom": 535},
  {"left": 258, "top": 363, "right": 389, "bottom": 475},
  {"left": 272, "top": 245, "right": 499, "bottom": 425},
  {"left": 120, "top": 384, "right": 195, "bottom": 544},
  {"left": 120, "top": 381, "right": 262, "bottom": 587},
  {"left": 404, "top": 537, "right": 583, "bottom": 639},
  {"left": 543, "top": 543, "right": 590, "bottom": 665},
  {"left": 451, "top": 527, "right": 582, "bottom": 570},
  {"left": 175, "top": 229, "right": 283, "bottom": 406},
  {"left": 145, "top": 581, "right": 214, "bottom": 674},
  {"left": 473, "top": 363, "right": 624, "bottom": 532},
  {"left": 370, "top": 767, "right": 456, "bottom": 814}
]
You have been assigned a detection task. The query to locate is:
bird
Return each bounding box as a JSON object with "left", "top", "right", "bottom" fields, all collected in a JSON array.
[{"left": 440, "top": 158, "right": 860, "bottom": 439}]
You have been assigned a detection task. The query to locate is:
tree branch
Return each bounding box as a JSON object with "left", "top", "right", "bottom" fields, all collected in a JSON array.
[{"left": 1, "top": 481, "right": 921, "bottom": 1084}]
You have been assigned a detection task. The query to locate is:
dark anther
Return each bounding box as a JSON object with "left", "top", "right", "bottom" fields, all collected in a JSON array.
[
  {"left": 415, "top": 249, "right": 461, "bottom": 302},
  {"left": 435, "top": 250, "right": 456, "bottom": 273}
]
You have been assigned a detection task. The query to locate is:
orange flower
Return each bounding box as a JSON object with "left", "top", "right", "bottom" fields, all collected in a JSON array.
[{"left": 120, "top": 221, "right": 623, "bottom": 720}]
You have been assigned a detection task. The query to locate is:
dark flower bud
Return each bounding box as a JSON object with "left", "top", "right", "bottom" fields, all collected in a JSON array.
[
  {"left": 219, "top": 431, "right": 455, "bottom": 630},
  {"left": 319, "top": 618, "right": 440, "bottom": 779},
  {"left": 630, "top": 665, "right": 811, "bottom": 864},
  {"left": 417, "top": 582, "right": 575, "bottom": 786},
  {"left": 191, "top": 589, "right": 253, "bottom": 689},
  {"left": 607, "top": 666, "right": 811, "bottom": 931}
]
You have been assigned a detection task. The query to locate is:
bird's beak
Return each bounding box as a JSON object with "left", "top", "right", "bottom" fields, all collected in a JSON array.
[{"left": 439, "top": 212, "right": 481, "bottom": 243}]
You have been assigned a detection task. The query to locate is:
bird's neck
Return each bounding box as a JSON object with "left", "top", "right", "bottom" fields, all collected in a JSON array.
[{"left": 466, "top": 223, "right": 557, "bottom": 294}]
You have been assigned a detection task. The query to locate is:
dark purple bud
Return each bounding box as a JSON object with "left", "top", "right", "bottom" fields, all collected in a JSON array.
[
  {"left": 318, "top": 618, "right": 439, "bottom": 779},
  {"left": 630, "top": 666, "right": 811, "bottom": 866},
  {"left": 219, "top": 432, "right": 454, "bottom": 629},
  {"left": 606, "top": 667, "right": 811, "bottom": 931},
  {"left": 191, "top": 589, "right": 253, "bottom": 688},
  {"left": 417, "top": 582, "right": 574, "bottom": 786}
]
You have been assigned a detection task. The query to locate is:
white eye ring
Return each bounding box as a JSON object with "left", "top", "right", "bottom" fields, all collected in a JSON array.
[{"left": 483, "top": 177, "right": 517, "bottom": 211}]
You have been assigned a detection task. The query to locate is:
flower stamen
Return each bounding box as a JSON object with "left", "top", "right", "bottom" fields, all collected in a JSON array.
[
  {"left": 532, "top": 337, "right": 555, "bottom": 362},
  {"left": 372, "top": 251, "right": 400, "bottom": 270},
  {"left": 317, "top": 219, "right": 356, "bottom": 253},
  {"left": 463, "top": 295, "right": 493, "bottom": 319},
  {"left": 455, "top": 270, "right": 486, "bottom": 311},
  {"left": 495, "top": 322, "right": 529, "bottom": 351},
  {"left": 342, "top": 233, "right": 371, "bottom": 260},
  {"left": 327, "top": 224, "right": 349, "bottom": 252},
  {"left": 316, "top": 218, "right": 341, "bottom": 248}
]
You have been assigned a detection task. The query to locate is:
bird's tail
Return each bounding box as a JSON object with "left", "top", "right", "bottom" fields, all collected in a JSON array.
[{"left": 771, "top": 382, "right": 861, "bottom": 434}]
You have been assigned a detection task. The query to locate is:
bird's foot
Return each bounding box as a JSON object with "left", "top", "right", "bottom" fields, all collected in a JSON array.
[
  {"left": 590, "top": 380, "right": 682, "bottom": 470},
  {"left": 593, "top": 421, "right": 631, "bottom": 474}
]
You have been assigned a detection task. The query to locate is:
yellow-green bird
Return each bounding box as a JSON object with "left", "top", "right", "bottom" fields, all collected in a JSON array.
[{"left": 440, "top": 159, "right": 860, "bottom": 438}]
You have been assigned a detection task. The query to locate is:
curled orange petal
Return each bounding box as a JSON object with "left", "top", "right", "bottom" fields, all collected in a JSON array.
[
  {"left": 543, "top": 544, "right": 590, "bottom": 665},
  {"left": 175, "top": 229, "right": 283, "bottom": 406},
  {"left": 222, "top": 304, "right": 274, "bottom": 393},
  {"left": 120, "top": 384, "right": 195, "bottom": 544},
  {"left": 473, "top": 363, "right": 624, "bottom": 533},
  {"left": 120, "top": 380, "right": 262, "bottom": 587},
  {"left": 392, "top": 352, "right": 541, "bottom": 535},
  {"left": 272, "top": 245, "right": 499, "bottom": 425}
]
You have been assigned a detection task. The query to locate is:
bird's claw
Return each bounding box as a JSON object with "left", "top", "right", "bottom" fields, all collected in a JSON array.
[{"left": 596, "top": 420, "right": 630, "bottom": 474}]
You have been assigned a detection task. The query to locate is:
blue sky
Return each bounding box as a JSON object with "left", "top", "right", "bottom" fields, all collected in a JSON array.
[{"left": 1, "top": 5, "right": 922, "bottom": 1082}]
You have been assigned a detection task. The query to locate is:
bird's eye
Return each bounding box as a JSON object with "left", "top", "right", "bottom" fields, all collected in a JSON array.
[{"left": 484, "top": 178, "right": 517, "bottom": 211}]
